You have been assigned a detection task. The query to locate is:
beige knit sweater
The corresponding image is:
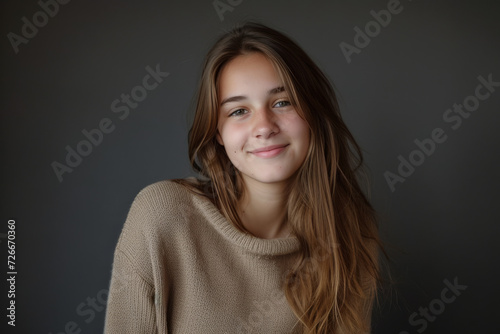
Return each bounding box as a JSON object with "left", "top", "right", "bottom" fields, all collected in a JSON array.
[{"left": 104, "top": 179, "right": 304, "bottom": 333}]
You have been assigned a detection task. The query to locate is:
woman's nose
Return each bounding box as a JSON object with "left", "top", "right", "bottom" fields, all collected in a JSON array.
[{"left": 253, "top": 108, "right": 279, "bottom": 139}]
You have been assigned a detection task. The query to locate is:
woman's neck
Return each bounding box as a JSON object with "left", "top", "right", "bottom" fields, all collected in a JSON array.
[{"left": 237, "top": 177, "right": 291, "bottom": 239}]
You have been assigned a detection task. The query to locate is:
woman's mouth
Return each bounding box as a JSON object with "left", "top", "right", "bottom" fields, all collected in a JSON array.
[{"left": 250, "top": 144, "right": 289, "bottom": 158}]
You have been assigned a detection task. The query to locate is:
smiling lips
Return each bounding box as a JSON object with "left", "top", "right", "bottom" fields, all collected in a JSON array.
[{"left": 250, "top": 144, "right": 289, "bottom": 158}]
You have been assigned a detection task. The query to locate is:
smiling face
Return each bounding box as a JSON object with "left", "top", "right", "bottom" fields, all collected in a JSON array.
[{"left": 216, "top": 52, "right": 310, "bottom": 188}]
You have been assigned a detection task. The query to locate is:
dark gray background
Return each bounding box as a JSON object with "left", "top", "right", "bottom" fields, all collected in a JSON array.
[{"left": 2, "top": 0, "right": 499, "bottom": 333}]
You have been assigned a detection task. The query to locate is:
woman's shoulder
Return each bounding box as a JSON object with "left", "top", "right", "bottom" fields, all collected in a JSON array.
[
  {"left": 117, "top": 177, "right": 205, "bottom": 247},
  {"left": 112, "top": 179, "right": 204, "bottom": 281},
  {"left": 123, "top": 177, "right": 214, "bottom": 232},
  {"left": 131, "top": 177, "right": 200, "bottom": 213}
]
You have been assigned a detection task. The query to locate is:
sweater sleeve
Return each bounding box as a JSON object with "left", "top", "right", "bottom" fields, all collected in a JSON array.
[
  {"left": 104, "top": 183, "right": 171, "bottom": 334},
  {"left": 104, "top": 249, "right": 157, "bottom": 334}
]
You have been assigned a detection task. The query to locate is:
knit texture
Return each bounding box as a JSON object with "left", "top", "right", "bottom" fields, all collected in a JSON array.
[{"left": 104, "top": 179, "right": 303, "bottom": 333}]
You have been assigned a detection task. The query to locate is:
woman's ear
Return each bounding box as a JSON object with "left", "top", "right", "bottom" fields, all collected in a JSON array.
[{"left": 216, "top": 131, "right": 224, "bottom": 146}]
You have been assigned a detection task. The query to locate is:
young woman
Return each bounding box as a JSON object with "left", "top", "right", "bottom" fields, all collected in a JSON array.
[{"left": 105, "top": 22, "right": 384, "bottom": 334}]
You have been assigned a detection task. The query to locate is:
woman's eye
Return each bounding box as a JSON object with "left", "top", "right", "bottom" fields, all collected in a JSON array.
[
  {"left": 229, "top": 109, "right": 247, "bottom": 117},
  {"left": 274, "top": 100, "right": 291, "bottom": 108}
]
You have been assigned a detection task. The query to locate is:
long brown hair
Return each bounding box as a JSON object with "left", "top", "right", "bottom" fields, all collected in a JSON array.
[{"left": 174, "top": 22, "right": 385, "bottom": 333}]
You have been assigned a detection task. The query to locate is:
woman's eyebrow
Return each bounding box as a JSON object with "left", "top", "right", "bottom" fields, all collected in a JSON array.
[{"left": 220, "top": 86, "right": 285, "bottom": 106}]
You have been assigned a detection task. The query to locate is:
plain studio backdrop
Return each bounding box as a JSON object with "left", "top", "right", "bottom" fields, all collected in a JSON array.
[{"left": 1, "top": 0, "right": 499, "bottom": 333}]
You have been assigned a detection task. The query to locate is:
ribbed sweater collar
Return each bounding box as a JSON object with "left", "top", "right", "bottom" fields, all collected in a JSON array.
[{"left": 191, "top": 187, "right": 301, "bottom": 257}]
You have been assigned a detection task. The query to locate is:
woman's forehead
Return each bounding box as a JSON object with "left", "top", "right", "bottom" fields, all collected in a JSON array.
[{"left": 217, "top": 53, "right": 285, "bottom": 100}]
